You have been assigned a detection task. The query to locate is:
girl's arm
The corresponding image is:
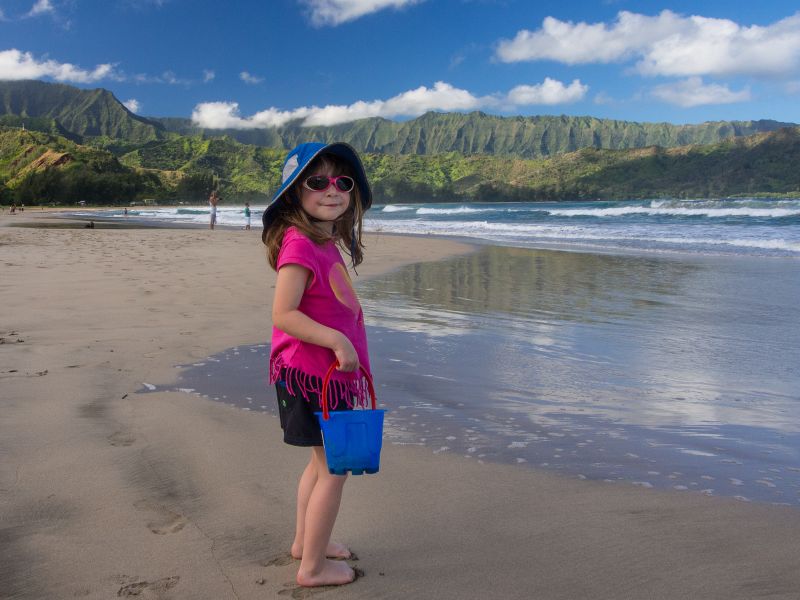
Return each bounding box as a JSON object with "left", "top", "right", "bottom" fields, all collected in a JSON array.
[{"left": 272, "top": 264, "right": 359, "bottom": 372}]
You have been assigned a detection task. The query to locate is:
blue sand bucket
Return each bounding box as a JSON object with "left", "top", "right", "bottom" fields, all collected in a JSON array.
[{"left": 316, "top": 362, "right": 385, "bottom": 476}]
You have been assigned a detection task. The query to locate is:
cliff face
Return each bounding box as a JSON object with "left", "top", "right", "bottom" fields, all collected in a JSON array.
[
  {"left": 154, "top": 111, "right": 795, "bottom": 159},
  {"left": 0, "top": 80, "right": 165, "bottom": 142}
]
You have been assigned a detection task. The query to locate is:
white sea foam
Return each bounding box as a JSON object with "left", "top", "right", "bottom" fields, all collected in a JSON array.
[
  {"left": 547, "top": 206, "right": 800, "bottom": 218},
  {"left": 679, "top": 449, "right": 717, "bottom": 457},
  {"left": 416, "top": 206, "right": 491, "bottom": 215},
  {"left": 85, "top": 198, "right": 800, "bottom": 258},
  {"left": 365, "top": 217, "right": 800, "bottom": 254}
]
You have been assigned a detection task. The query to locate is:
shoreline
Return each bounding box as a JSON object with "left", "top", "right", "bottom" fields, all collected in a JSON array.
[
  {"left": 20, "top": 204, "right": 800, "bottom": 262},
  {"left": 2, "top": 215, "right": 800, "bottom": 598}
]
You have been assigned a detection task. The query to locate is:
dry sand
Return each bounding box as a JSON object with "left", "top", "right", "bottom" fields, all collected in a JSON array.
[{"left": 2, "top": 212, "right": 800, "bottom": 599}]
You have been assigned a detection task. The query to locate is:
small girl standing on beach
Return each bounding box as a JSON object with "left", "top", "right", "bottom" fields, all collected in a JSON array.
[{"left": 262, "top": 142, "right": 373, "bottom": 587}]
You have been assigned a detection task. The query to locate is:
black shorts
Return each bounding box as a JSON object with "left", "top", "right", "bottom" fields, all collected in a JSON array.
[{"left": 275, "top": 380, "right": 349, "bottom": 446}]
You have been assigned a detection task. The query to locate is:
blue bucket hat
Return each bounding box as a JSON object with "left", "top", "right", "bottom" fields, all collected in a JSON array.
[{"left": 262, "top": 142, "right": 372, "bottom": 231}]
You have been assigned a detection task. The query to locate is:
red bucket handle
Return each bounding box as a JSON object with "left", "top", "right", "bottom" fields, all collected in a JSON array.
[{"left": 320, "top": 361, "right": 377, "bottom": 421}]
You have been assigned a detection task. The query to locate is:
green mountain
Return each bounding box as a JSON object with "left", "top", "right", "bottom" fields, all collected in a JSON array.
[
  {"left": 3, "top": 123, "right": 798, "bottom": 205},
  {"left": 119, "top": 135, "right": 285, "bottom": 196},
  {"left": 1, "top": 80, "right": 798, "bottom": 204},
  {"left": 403, "top": 126, "right": 800, "bottom": 201},
  {"left": 1, "top": 80, "right": 795, "bottom": 160},
  {"left": 0, "top": 80, "right": 165, "bottom": 143},
  {"left": 0, "top": 126, "right": 162, "bottom": 205},
  {"left": 155, "top": 111, "right": 795, "bottom": 159}
]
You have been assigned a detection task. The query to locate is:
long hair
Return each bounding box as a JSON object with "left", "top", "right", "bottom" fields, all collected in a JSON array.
[{"left": 263, "top": 153, "right": 365, "bottom": 270}]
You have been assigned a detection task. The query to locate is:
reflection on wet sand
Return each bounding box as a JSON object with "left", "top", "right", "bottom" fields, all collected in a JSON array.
[
  {"left": 357, "top": 245, "right": 800, "bottom": 505},
  {"left": 152, "top": 245, "right": 800, "bottom": 505},
  {"left": 362, "top": 245, "right": 697, "bottom": 327}
]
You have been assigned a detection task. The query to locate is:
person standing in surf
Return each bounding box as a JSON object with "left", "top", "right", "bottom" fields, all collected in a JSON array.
[{"left": 209, "top": 189, "right": 219, "bottom": 230}]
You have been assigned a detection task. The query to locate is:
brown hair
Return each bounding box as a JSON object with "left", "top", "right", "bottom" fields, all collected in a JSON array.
[{"left": 262, "top": 153, "right": 365, "bottom": 270}]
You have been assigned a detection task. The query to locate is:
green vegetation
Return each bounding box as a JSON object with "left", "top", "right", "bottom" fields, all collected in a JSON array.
[
  {"left": 362, "top": 128, "right": 800, "bottom": 201},
  {"left": 1, "top": 80, "right": 799, "bottom": 205},
  {"left": 2, "top": 124, "right": 799, "bottom": 205},
  {"left": 0, "top": 80, "right": 164, "bottom": 142},
  {"left": 2, "top": 80, "right": 793, "bottom": 159},
  {"left": 0, "top": 127, "right": 162, "bottom": 205},
  {"left": 155, "top": 111, "right": 795, "bottom": 159}
]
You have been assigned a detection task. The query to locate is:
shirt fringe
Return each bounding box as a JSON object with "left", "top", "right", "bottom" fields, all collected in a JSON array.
[{"left": 270, "top": 359, "right": 371, "bottom": 410}]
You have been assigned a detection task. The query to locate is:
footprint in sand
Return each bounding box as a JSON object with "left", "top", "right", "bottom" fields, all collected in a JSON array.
[
  {"left": 133, "top": 500, "right": 187, "bottom": 535},
  {"left": 107, "top": 430, "right": 136, "bottom": 447},
  {"left": 117, "top": 575, "right": 180, "bottom": 596},
  {"left": 263, "top": 552, "right": 296, "bottom": 568},
  {"left": 148, "top": 511, "right": 187, "bottom": 535}
]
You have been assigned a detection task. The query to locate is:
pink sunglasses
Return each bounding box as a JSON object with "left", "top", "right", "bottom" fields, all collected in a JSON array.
[{"left": 302, "top": 174, "right": 355, "bottom": 193}]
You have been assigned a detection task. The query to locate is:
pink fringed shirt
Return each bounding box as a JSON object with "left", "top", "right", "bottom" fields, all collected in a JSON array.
[{"left": 269, "top": 227, "right": 371, "bottom": 409}]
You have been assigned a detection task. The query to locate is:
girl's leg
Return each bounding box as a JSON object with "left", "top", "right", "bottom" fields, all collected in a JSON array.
[
  {"left": 296, "top": 447, "right": 354, "bottom": 587},
  {"left": 291, "top": 450, "right": 352, "bottom": 560},
  {"left": 291, "top": 456, "right": 317, "bottom": 559}
]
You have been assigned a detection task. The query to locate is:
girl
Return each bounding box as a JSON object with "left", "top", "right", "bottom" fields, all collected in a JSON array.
[{"left": 262, "top": 142, "right": 373, "bottom": 587}]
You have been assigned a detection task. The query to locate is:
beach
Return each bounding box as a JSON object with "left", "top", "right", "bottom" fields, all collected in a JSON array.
[{"left": 2, "top": 211, "right": 800, "bottom": 599}]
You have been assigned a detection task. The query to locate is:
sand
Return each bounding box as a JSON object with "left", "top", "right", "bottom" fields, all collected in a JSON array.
[{"left": 2, "top": 211, "right": 800, "bottom": 599}]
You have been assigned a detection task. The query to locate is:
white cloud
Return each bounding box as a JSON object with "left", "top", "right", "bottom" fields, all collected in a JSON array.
[
  {"left": 239, "top": 71, "right": 264, "bottom": 85},
  {"left": 192, "top": 78, "right": 588, "bottom": 129},
  {"left": 123, "top": 99, "right": 141, "bottom": 113},
  {"left": 123, "top": 0, "right": 170, "bottom": 8},
  {"left": 651, "top": 77, "right": 751, "bottom": 107},
  {"left": 303, "top": 0, "right": 423, "bottom": 26},
  {"left": 27, "top": 0, "right": 55, "bottom": 17},
  {"left": 192, "top": 102, "right": 313, "bottom": 129},
  {"left": 160, "top": 71, "right": 183, "bottom": 84},
  {"left": 203, "top": 69, "right": 215, "bottom": 83},
  {"left": 496, "top": 10, "right": 800, "bottom": 78},
  {"left": 506, "top": 78, "right": 588, "bottom": 105},
  {"left": 497, "top": 12, "right": 678, "bottom": 64},
  {"left": 593, "top": 91, "right": 615, "bottom": 105},
  {"left": 132, "top": 70, "right": 190, "bottom": 84},
  {"left": 0, "top": 49, "right": 116, "bottom": 83}
]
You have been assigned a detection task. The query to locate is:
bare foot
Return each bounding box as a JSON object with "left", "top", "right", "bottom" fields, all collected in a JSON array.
[
  {"left": 291, "top": 541, "right": 352, "bottom": 560},
  {"left": 296, "top": 559, "right": 355, "bottom": 587}
]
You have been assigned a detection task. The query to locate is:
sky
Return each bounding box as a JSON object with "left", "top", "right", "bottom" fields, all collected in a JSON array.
[{"left": 1, "top": 0, "right": 800, "bottom": 129}]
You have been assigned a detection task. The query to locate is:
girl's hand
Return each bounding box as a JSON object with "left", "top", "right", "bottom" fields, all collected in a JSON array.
[{"left": 333, "top": 335, "right": 359, "bottom": 372}]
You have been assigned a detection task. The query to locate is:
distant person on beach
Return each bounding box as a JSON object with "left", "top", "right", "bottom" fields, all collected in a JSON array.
[
  {"left": 262, "top": 142, "right": 373, "bottom": 588},
  {"left": 10, "top": 203, "right": 16, "bottom": 214},
  {"left": 244, "top": 202, "right": 251, "bottom": 230},
  {"left": 209, "top": 190, "right": 219, "bottom": 230}
]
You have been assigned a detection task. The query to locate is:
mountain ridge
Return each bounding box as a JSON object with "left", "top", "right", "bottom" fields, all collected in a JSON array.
[
  {"left": 1, "top": 80, "right": 798, "bottom": 204},
  {"left": 153, "top": 111, "right": 796, "bottom": 159},
  {"left": 0, "top": 80, "right": 165, "bottom": 143},
  {"left": 3, "top": 124, "right": 798, "bottom": 204},
  {"left": 0, "top": 80, "right": 795, "bottom": 158}
]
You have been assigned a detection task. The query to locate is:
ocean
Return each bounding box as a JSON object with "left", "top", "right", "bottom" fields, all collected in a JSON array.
[
  {"left": 88, "top": 197, "right": 800, "bottom": 257},
  {"left": 125, "top": 198, "right": 800, "bottom": 505}
]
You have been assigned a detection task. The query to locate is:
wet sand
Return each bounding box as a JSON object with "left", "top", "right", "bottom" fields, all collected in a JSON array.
[{"left": 2, "top": 211, "right": 800, "bottom": 599}]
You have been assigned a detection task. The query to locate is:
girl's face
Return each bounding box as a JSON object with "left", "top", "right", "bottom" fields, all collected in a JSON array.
[{"left": 298, "top": 166, "right": 352, "bottom": 231}]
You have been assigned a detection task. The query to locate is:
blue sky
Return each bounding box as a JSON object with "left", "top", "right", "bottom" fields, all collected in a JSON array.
[{"left": 1, "top": 0, "right": 799, "bottom": 128}]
